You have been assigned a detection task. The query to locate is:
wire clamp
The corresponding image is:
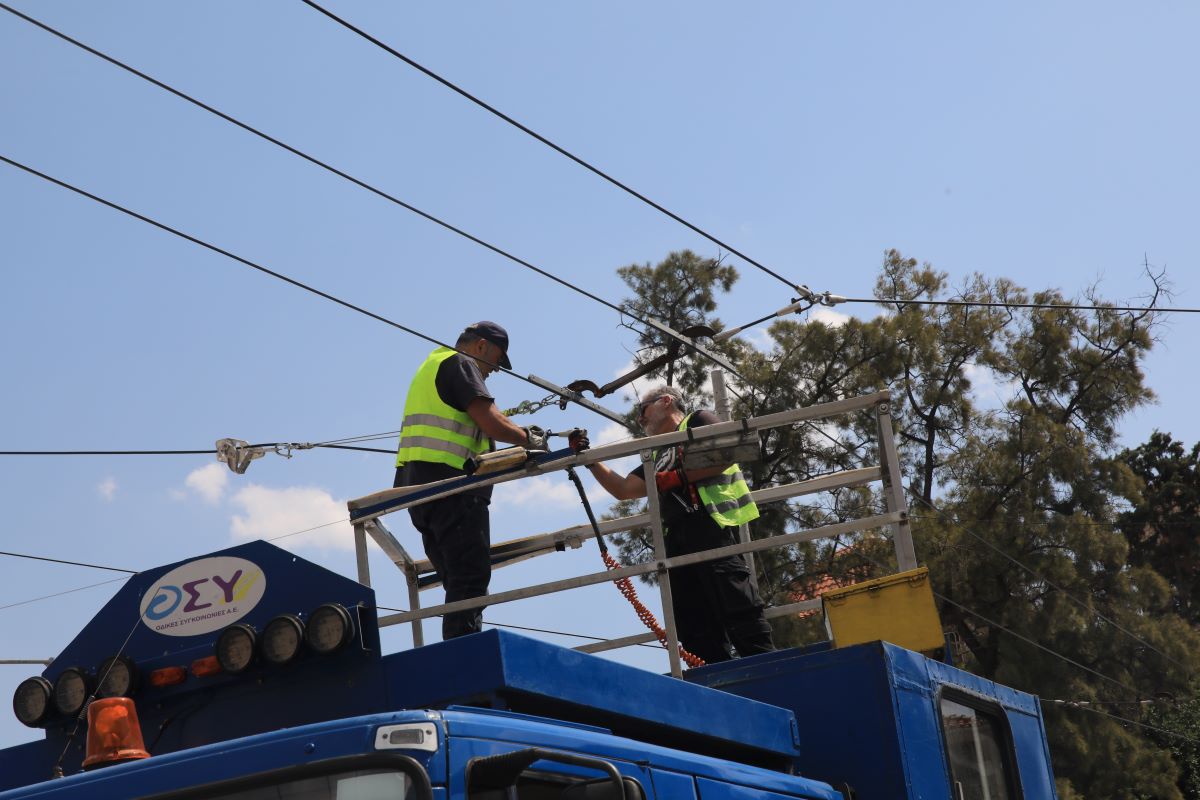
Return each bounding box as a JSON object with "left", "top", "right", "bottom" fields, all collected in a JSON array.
[{"left": 216, "top": 438, "right": 266, "bottom": 474}]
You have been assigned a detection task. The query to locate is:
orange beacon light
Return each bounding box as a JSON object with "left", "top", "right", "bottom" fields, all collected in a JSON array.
[{"left": 82, "top": 697, "right": 151, "bottom": 770}]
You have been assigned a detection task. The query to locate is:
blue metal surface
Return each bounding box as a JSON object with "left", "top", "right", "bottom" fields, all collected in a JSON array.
[
  {"left": 0, "top": 706, "right": 845, "bottom": 800},
  {"left": 0, "top": 710, "right": 443, "bottom": 800},
  {"left": 1, "top": 541, "right": 380, "bottom": 784},
  {"left": 438, "top": 710, "right": 840, "bottom": 800},
  {"left": 382, "top": 629, "right": 801, "bottom": 770},
  {"left": 0, "top": 542, "right": 1061, "bottom": 800},
  {"left": 687, "top": 640, "right": 1058, "bottom": 799}
]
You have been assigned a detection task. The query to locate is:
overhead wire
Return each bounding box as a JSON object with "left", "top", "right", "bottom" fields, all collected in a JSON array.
[
  {"left": 0, "top": 5, "right": 744, "bottom": 387},
  {"left": 6, "top": 4, "right": 1186, "bottom": 696},
  {"left": 300, "top": 0, "right": 806, "bottom": 296},
  {"left": 0, "top": 577, "right": 127, "bottom": 613},
  {"left": 907, "top": 489, "right": 1193, "bottom": 678},
  {"left": 374, "top": 605, "right": 666, "bottom": 652},
  {"left": 0, "top": 550, "right": 135, "bottom": 574},
  {"left": 0, "top": 152, "right": 620, "bottom": 415},
  {"left": 0, "top": 444, "right": 392, "bottom": 456},
  {"left": 840, "top": 296, "right": 1195, "bottom": 314},
  {"left": 1044, "top": 698, "right": 1200, "bottom": 745}
]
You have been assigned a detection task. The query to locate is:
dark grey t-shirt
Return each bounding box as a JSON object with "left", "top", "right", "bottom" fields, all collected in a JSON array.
[{"left": 398, "top": 353, "right": 495, "bottom": 500}]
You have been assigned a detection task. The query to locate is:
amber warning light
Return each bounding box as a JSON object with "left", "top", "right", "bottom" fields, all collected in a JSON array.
[{"left": 82, "top": 697, "right": 150, "bottom": 770}]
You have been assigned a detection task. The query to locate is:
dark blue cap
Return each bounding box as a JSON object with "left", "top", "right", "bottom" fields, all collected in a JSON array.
[{"left": 464, "top": 321, "right": 512, "bottom": 369}]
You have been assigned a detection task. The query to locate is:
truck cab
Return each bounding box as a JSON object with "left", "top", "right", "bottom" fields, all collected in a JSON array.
[{"left": 0, "top": 540, "right": 1056, "bottom": 799}]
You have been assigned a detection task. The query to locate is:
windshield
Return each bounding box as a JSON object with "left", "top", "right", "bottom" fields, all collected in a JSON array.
[{"left": 167, "top": 768, "right": 421, "bottom": 800}]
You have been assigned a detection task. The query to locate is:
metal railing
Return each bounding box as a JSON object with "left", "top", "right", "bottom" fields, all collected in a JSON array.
[{"left": 346, "top": 386, "right": 913, "bottom": 677}]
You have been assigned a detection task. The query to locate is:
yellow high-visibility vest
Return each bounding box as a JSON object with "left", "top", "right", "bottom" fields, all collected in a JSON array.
[
  {"left": 395, "top": 348, "right": 489, "bottom": 470},
  {"left": 657, "top": 413, "right": 759, "bottom": 528}
]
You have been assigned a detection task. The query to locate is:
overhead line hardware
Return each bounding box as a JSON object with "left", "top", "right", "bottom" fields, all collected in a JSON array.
[
  {"left": 301, "top": 0, "right": 808, "bottom": 296},
  {"left": 565, "top": 324, "right": 712, "bottom": 400},
  {"left": 0, "top": 7, "right": 747, "bottom": 388},
  {"left": 714, "top": 289, "right": 847, "bottom": 343},
  {"left": 0, "top": 153, "right": 635, "bottom": 428},
  {"left": 840, "top": 297, "right": 1194, "bottom": 314}
]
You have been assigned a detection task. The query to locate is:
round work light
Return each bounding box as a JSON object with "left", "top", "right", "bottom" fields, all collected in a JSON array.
[
  {"left": 96, "top": 655, "right": 140, "bottom": 699},
  {"left": 13, "top": 676, "right": 52, "bottom": 727},
  {"left": 214, "top": 624, "right": 257, "bottom": 674},
  {"left": 306, "top": 603, "right": 354, "bottom": 655},
  {"left": 53, "top": 668, "right": 94, "bottom": 717},
  {"left": 261, "top": 614, "right": 305, "bottom": 666}
]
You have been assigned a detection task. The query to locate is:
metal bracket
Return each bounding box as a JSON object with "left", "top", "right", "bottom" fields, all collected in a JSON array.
[
  {"left": 643, "top": 317, "right": 737, "bottom": 374},
  {"left": 525, "top": 374, "right": 630, "bottom": 428}
]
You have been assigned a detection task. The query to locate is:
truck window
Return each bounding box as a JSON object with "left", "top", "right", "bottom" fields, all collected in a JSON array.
[
  {"left": 938, "top": 695, "right": 1016, "bottom": 800},
  {"left": 149, "top": 767, "right": 427, "bottom": 800}
]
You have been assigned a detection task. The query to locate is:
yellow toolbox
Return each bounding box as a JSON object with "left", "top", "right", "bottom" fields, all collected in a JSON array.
[{"left": 822, "top": 566, "right": 944, "bottom": 653}]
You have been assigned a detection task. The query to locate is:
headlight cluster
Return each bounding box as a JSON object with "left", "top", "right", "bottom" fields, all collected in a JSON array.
[
  {"left": 12, "top": 655, "right": 141, "bottom": 728},
  {"left": 214, "top": 603, "right": 356, "bottom": 674},
  {"left": 11, "top": 603, "right": 357, "bottom": 728}
]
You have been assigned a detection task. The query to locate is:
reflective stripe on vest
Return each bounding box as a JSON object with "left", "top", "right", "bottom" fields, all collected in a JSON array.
[
  {"left": 395, "top": 347, "right": 489, "bottom": 469},
  {"left": 681, "top": 413, "right": 760, "bottom": 528}
]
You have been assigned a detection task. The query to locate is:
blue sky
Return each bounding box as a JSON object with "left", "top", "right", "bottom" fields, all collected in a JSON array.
[{"left": 2, "top": 2, "right": 1199, "bottom": 750}]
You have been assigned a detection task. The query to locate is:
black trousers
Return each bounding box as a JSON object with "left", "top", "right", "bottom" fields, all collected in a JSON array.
[
  {"left": 405, "top": 493, "right": 492, "bottom": 640},
  {"left": 665, "top": 511, "right": 775, "bottom": 664}
]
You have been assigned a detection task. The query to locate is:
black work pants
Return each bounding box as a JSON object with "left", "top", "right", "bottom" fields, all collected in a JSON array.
[
  {"left": 406, "top": 494, "right": 491, "bottom": 640},
  {"left": 665, "top": 512, "right": 775, "bottom": 664}
]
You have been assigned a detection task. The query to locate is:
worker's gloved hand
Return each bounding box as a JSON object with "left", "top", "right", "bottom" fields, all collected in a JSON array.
[
  {"left": 524, "top": 425, "right": 549, "bottom": 451},
  {"left": 655, "top": 468, "right": 685, "bottom": 493},
  {"left": 568, "top": 429, "right": 590, "bottom": 453}
]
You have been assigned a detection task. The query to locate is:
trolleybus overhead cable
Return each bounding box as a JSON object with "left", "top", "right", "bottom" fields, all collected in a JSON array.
[
  {"left": 300, "top": 0, "right": 807, "bottom": 296},
  {"left": 0, "top": 551, "right": 135, "bottom": 574},
  {"left": 0, "top": 152, "right": 641, "bottom": 425},
  {"left": 0, "top": 4, "right": 741, "bottom": 390},
  {"left": 840, "top": 296, "right": 1192, "bottom": 314}
]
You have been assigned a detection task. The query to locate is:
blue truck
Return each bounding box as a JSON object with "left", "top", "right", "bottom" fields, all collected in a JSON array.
[{"left": 0, "top": 539, "right": 1057, "bottom": 799}]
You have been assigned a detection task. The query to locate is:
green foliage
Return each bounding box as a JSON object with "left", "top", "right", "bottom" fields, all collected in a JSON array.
[
  {"left": 606, "top": 247, "right": 1200, "bottom": 799},
  {"left": 1118, "top": 432, "right": 1200, "bottom": 624}
]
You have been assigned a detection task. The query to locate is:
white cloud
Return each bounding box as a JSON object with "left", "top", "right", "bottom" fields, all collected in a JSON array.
[
  {"left": 491, "top": 475, "right": 586, "bottom": 511},
  {"left": 185, "top": 463, "right": 229, "bottom": 504},
  {"left": 964, "top": 362, "right": 1017, "bottom": 411},
  {"left": 229, "top": 484, "right": 354, "bottom": 550},
  {"left": 97, "top": 477, "right": 117, "bottom": 502},
  {"left": 811, "top": 306, "right": 852, "bottom": 327},
  {"left": 743, "top": 326, "right": 775, "bottom": 352}
]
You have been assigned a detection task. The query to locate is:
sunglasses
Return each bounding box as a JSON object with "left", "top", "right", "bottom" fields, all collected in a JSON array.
[{"left": 637, "top": 396, "right": 662, "bottom": 415}]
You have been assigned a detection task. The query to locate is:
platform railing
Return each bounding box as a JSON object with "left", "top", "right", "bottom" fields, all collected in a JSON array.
[{"left": 346, "top": 387, "right": 913, "bottom": 677}]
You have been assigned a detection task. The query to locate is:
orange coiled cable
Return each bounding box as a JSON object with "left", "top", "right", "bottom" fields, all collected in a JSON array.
[{"left": 601, "top": 549, "right": 705, "bottom": 669}]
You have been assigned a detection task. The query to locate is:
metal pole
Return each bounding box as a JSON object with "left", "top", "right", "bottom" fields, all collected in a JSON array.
[
  {"left": 641, "top": 448, "right": 683, "bottom": 677},
  {"left": 353, "top": 523, "right": 372, "bottom": 586},
  {"left": 875, "top": 400, "right": 917, "bottom": 571},
  {"left": 711, "top": 369, "right": 731, "bottom": 421},
  {"left": 405, "top": 564, "right": 425, "bottom": 647},
  {"left": 710, "top": 368, "right": 758, "bottom": 593}
]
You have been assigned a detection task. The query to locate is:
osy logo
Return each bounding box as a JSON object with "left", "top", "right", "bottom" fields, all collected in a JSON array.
[{"left": 140, "top": 556, "right": 266, "bottom": 637}]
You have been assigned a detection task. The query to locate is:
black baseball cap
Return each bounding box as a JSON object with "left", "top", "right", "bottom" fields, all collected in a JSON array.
[{"left": 465, "top": 321, "right": 512, "bottom": 369}]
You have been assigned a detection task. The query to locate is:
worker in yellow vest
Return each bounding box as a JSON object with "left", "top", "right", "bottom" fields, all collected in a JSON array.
[
  {"left": 395, "top": 322, "right": 585, "bottom": 639},
  {"left": 583, "top": 384, "right": 774, "bottom": 663}
]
